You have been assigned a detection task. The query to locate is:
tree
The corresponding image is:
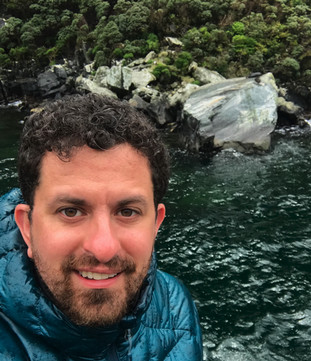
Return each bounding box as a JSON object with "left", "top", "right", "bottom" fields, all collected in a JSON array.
[
  {"left": 116, "top": 3, "right": 151, "bottom": 39},
  {"left": 175, "top": 51, "right": 192, "bottom": 73},
  {"left": 274, "top": 57, "right": 300, "bottom": 79},
  {"left": 0, "top": 17, "right": 23, "bottom": 50},
  {"left": 0, "top": 48, "right": 10, "bottom": 67}
]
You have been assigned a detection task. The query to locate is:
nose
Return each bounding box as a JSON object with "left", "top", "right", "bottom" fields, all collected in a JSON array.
[{"left": 82, "top": 215, "right": 121, "bottom": 263}]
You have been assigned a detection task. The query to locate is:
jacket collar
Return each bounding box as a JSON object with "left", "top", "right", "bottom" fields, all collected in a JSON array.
[{"left": 0, "top": 189, "right": 157, "bottom": 359}]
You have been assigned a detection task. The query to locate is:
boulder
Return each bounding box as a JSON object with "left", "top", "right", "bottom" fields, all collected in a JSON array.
[
  {"left": 75, "top": 76, "right": 117, "bottom": 98},
  {"left": 122, "top": 67, "right": 133, "bottom": 90},
  {"left": 164, "top": 37, "right": 183, "bottom": 47},
  {"left": 193, "top": 67, "right": 226, "bottom": 85},
  {"left": 84, "top": 62, "right": 95, "bottom": 74},
  {"left": 106, "top": 65, "right": 123, "bottom": 90},
  {"left": 131, "top": 68, "right": 156, "bottom": 88},
  {"left": 182, "top": 73, "right": 279, "bottom": 153},
  {"left": 94, "top": 66, "right": 110, "bottom": 87},
  {"left": 37, "top": 65, "right": 70, "bottom": 97},
  {"left": 98, "top": 65, "right": 155, "bottom": 92},
  {"left": 104, "top": 65, "right": 132, "bottom": 91},
  {"left": 52, "top": 65, "right": 67, "bottom": 80},
  {"left": 277, "top": 96, "right": 304, "bottom": 127},
  {"left": 129, "top": 87, "right": 172, "bottom": 125},
  {"left": 168, "top": 83, "right": 200, "bottom": 108},
  {"left": 37, "top": 70, "right": 60, "bottom": 96},
  {"left": 128, "top": 51, "right": 156, "bottom": 67}
]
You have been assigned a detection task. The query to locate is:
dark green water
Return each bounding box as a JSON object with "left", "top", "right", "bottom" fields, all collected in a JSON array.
[
  {"left": 0, "top": 108, "right": 24, "bottom": 193},
  {"left": 1, "top": 108, "right": 311, "bottom": 360}
]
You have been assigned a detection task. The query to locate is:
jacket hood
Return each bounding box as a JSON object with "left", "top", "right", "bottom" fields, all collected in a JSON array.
[{"left": 0, "top": 189, "right": 157, "bottom": 360}]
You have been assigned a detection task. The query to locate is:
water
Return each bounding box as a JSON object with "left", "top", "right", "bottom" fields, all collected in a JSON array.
[
  {"left": 0, "top": 108, "right": 24, "bottom": 193},
  {"left": 157, "top": 130, "right": 311, "bottom": 360},
  {"left": 1, "top": 108, "right": 311, "bottom": 360}
]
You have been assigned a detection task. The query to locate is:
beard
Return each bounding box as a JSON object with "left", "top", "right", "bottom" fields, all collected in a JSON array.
[{"left": 31, "top": 249, "right": 150, "bottom": 328}]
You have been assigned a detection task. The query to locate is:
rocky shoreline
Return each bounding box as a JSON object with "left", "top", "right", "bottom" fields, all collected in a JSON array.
[{"left": 1, "top": 50, "right": 310, "bottom": 154}]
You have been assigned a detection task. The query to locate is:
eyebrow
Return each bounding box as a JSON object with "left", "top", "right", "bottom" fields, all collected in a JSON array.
[
  {"left": 47, "top": 197, "right": 88, "bottom": 208},
  {"left": 47, "top": 195, "right": 148, "bottom": 209},
  {"left": 116, "top": 196, "right": 148, "bottom": 208}
]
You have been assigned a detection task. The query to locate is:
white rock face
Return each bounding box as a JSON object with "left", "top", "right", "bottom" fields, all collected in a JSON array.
[
  {"left": 95, "top": 65, "right": 155, "bottom": 91},
  {"left": 183, "top": 73, "right": 279, "bottom": 152},
  {"left": 75, "top": 76, "right": 117, "bottom": 98},
  {"left": 193, "top": 67, "right": 226, "bottom": 85}
]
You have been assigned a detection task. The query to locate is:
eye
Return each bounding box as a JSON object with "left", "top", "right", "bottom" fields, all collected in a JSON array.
[
  {"left": 60, "top": 208, "right": 83, "bottom": 217},
  {"left": 118, "top": 208, "right": 138, "bottom": 217}
]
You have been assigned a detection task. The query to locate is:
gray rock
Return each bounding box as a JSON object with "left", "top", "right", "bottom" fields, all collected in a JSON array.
[
  {"left": 277, "top": 96, "right": 306, "bottom": 127},
  {"left": 129, "top": 87, "right": 171, "bottom": 125},
  {"left": 122, "top": 67, "right": 133, "bottom": 91},
  {"left": 37, "top": 70, "right": 60, "bottom": 96},
  {"left": 75, "top": 76, "right": 117, "bottom": 98},
  {"left": 106, "top": 65, "right": 123, "bottom": 90},
  {"left": 94, "top": 66, "right": 110, "bottom": 87},
  {"left": 168, "top": 83, "right": 200, "bottom": 107},
  {"left": 193, "top": 67, "right": 226, "bottom": 85},
  {"left": 144, "top": 51, "right": 157, "bottom": 63},
  {"left": 277, "top": 96, "right": 302, "bottom": 115},
  {"left": 52, "top": 65, "right": 67, "bottom": 80},
  {"left": 165, "top": 37, "right": 183, "bottom": 47},
  {"left": 131, "top": 68, "right": 156, "bottom": 88},
  {"left": 182, "top": 72, "right": 278, "bottom": 153},
  {"left": 84, "top": 62, "right": 95, "bottom": 74},
  {"left": 97, "top": 65, "right": 155, "bottom": 92},
  {"left": 128, "top": 51, "right": 156, "bottom": 67}
]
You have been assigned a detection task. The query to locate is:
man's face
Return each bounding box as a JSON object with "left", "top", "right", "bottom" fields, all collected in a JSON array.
[{"left": 15, "top": 144, "right": 165, "bottom": 327}]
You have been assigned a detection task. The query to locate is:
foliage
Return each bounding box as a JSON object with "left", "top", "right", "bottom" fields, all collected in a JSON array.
[
  {"left": 0, "top": 48, "right": 10, "bottom": 67},
  {"left": 1, "top": 0, "right": 311, "bottom": 83},
  {"left": 152, "top": 63, "right": 173, "bottom": 84},
  {"left": 146, "top": 33, "right": 160, "bottom": 52},
  {"left": 231, "top": 21, "right": 245, "bottom": 35},
  {"left": 274, "top": 57, "right": 300, "bottom": 79},
  {"left": 174, "top": 51, "right": 192, "bottom": 73}
]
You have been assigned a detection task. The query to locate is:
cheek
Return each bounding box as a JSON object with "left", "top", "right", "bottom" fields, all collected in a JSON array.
[
  {"left": 120, "top": 227, "right": 155, "bottom": 258},
  {"left": 30, "top": 222, "right": 81, "bottom": 260}
]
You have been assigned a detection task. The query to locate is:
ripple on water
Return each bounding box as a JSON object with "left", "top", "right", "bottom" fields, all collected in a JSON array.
[{"left": 158, "top": 135, "right": 311, "bottom": 360}]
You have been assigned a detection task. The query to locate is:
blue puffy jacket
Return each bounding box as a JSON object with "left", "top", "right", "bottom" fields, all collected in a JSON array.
[{"left": 0, "top": 189, "right": 203, "bottom": 360}]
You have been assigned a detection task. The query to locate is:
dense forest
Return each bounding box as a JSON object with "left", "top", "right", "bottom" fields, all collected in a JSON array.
[{"left": 1, "top": 0, "right": 311, "bottom": 86}]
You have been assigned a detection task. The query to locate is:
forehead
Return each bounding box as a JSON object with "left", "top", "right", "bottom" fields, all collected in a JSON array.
[{"left": 36, "top": 144, "right": 153, "bottom": 198}]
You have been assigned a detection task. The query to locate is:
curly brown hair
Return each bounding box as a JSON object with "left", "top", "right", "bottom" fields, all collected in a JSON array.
[{"left": 18, "top": 94, "right": 170, "bottom": 207}]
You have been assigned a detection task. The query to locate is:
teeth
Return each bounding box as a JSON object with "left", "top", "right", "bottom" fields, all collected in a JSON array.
[{"left": 79, "top": 271, "right": 117, "bottom": 280}]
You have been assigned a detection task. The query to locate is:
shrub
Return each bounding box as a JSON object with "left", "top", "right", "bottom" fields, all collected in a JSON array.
[
  {"left": 0, "top": 48, "right": 10, "bottom": 67},
  {"left": 175, "top": 51, "right": 192, "bottom": 73},
  {"left": 146, "top": 33, "right": 160, "bottom": 52},
  {"left": 232, "top": 21, "right": 245, "bottom": 35},
  {"left": 232, "top": 35, "right": 257, "bottom": 56},
  {"left": 113, "top": 47, "right": 123, "bottom": 59},
  {"left": 94, "top": 50, "right": 108, "bottom": 67},
  {"left": 152, "top": 63, "right": 172, "bottom": 84},
  {"left": 123, "top": 52, "right": 134, "bottom": 60},
  {"left": 274, "top": 57, "right": 300, "bottom": 79}
]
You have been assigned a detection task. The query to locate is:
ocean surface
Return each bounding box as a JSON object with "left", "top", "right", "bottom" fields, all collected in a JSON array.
[{"left": 1, "top": 108, "right": 311, "bottom": 360}]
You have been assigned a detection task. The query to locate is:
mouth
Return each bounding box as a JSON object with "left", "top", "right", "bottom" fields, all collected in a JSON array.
[{"left": 79, "top": 271, "right": 118, "bottom": 280}]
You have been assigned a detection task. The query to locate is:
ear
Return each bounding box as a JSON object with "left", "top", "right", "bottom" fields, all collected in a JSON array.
[
  {"left": 155, "top": 203, "right": 166, "bottom": 236},
  {"left": 14, "top": 204, "right": 33, "bottom": 259}
]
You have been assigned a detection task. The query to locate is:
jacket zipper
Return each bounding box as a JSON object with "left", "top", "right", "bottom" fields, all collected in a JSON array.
[{"left": 107, "top": 329, "right": 132, "bottom": 361}]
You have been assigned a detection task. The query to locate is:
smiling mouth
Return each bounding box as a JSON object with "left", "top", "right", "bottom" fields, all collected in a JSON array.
[{"left": 79, "top": 271, "right": 118, "bottom": 280}]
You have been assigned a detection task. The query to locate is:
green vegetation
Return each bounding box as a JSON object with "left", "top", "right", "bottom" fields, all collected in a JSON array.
[{"left": 1, "top": 0, "right": 311, "bottom": 85}]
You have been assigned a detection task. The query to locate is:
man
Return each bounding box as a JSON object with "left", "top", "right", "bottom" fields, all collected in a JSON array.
[{"left": 0, "top": 94, "right": 202, "bottom": 360}]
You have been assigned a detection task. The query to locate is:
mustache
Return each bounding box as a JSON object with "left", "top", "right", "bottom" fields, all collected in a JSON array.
[{"left": 63, "top": 254, "right": 136, "bottom": 274}]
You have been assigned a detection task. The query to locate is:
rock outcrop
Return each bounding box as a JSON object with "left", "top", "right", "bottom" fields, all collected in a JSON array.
[
  {"left": 182, "top": 73, "right": 279, "bottom": 153},
  {"left": 2, "top": 50, "right": 308, "bottom": 154}
]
